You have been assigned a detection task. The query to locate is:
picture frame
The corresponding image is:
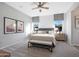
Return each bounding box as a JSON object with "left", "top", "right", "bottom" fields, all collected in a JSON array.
[
  {"left": 4, "top": 17, "right": 17, "bottom": 34},
  {"left": 16, "top": 20, "right": 24, "bottom": 33},
  {"left": 75, "top": 16, "right": 79, "bottom": 29}
]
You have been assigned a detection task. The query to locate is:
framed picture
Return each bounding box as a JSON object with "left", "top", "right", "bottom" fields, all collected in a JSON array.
[
  {"left": 75, "top": 16, "right": 79, "bottom": 28},
  {"left": 4, "top": 17, "right": 16, "bottom": 34},
  {"left": 17, "top": 20, "right": 24, "bottom": 33}
]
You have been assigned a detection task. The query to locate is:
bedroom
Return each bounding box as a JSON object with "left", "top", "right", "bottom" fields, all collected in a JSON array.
[{"left": 0, "top": 2, "right": 79, "bottom": 57}]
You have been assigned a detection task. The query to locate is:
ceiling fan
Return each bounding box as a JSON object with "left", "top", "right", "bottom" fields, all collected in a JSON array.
[{"left": 32, "top": 2, "right": 49, "bottom": 12}]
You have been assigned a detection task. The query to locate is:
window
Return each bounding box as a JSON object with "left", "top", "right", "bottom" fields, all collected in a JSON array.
[
  {"left": 32, "top": 17, "right": 39, "bottom": 33},
  {"left": 54, "top": 13, "right": 64, "bottom": 32},
  {"left": 53, "top": 20, "right": 63, "bottom": 31}
]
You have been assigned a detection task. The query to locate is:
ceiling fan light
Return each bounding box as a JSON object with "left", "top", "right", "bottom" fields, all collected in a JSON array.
[
  {"left": 32, "top": 2, "right": 49, "bottom": 12},
  {"left": 39, "top": 9, "right": 42, "bottom": 12}
]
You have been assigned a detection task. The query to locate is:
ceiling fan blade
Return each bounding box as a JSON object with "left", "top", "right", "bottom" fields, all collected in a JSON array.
[
  {"left": 32, "top": 7, "right": 39, "bottom": 10},
  {"left": 41, "top": 7, "right": 49, "bottom": 9},
  {"left": 41, "top": 2, "right": 47, "bottom": 6}
]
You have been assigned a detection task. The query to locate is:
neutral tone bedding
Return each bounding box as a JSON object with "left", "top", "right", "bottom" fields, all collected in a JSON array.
[{"left": 29, "top": 34, "right": 56, "bottom": 46}]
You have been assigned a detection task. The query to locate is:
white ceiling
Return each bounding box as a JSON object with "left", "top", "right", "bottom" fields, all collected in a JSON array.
[{"left": 5, "top": 2, "right": 74, "bottom": 17}]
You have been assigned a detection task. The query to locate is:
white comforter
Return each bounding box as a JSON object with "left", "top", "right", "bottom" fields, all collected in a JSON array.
[{"left": 30, "top": 34, "right": 56, "bottom": 46}]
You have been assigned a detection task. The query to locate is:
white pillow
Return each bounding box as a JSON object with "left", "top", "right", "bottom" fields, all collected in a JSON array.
[{"left": 38, "top": 31, "right": 47, "bottom": 34}]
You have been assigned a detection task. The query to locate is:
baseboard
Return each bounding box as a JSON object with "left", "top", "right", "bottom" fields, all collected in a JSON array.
[
  {"left": 0, "top": 41, "right": 23, "bottom": 49},
  {"left": 71, "top": 43, "right": 79, "bottom": 46}
]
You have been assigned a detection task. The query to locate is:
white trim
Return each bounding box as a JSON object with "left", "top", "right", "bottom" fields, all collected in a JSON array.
[{"left": 71, "top": 43, "right": 79, "bottom": 46}]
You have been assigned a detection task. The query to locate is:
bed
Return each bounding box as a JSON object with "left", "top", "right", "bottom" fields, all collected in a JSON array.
[{"left": 28, "top": 33, "right": 56, "bottom": 52}]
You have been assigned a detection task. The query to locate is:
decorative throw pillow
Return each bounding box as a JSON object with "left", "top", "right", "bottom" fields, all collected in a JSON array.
[{"left": 38, "top": 31, "right": 47, "bottom": 34}]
